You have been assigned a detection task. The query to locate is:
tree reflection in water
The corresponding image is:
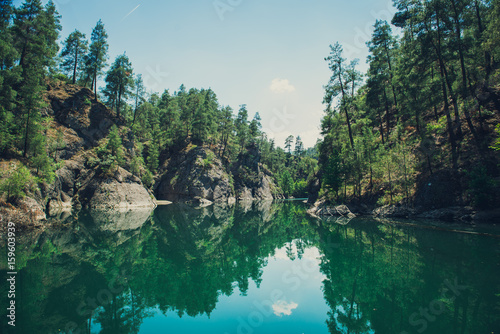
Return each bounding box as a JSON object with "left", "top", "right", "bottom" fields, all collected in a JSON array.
[{"left": 0, "top": 202, "right": 499, "bottom": 334}]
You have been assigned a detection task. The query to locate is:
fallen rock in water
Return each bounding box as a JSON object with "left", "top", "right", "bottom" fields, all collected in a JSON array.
[
  {"left": 372, "top": 204, "right": 415, "bottom": 218},
  {"left": 308, "top": 201, "right": 356, "bottom": 219}
]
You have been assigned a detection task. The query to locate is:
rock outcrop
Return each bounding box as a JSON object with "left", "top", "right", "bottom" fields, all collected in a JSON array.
[
  {"left": 78, "top": 167, "right": 155, "bottom": 210},
  {"left": 373, "top": 204, "right": 415, "bottom": 218},
  {"left": 155, "top": 145, "right": 282, "bottom": 203},
  {"left": 46, "top": 82, "right": 118, "bottom": 152},
  {"left": 156, "top": 146, "right": 235, "bottom": 202},
  {"left": 307, "top": 200, "right": 356, "bottom": 218},
  {"left": 232, "top": 144, "right": 281, "bottom": 200}
]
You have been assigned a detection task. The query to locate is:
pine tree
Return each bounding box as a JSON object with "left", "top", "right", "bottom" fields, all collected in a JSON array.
[
  {"left": 102, "top": 53, "right": 134, "bottom": 118},
  {"left": 60, "top": 29, "right": 87, "bottom": 84},
  {"left": 294, "top": 135, "right": 304, "bottom": 157},
  {"left": 235, "top": 104, "right": 249, "bottom": 150},
  {"left": 84, "top": 19, "right": 108, "bottom": 101},
  {"left": 218, "top": 106, "right": 234, "bottom": 160},
  {"left": 324, "top": 42, "right": 357, "bottom": 149},
  {"left": 285, "top": 135, "right": 294, "bottom": 154},
  {"left": 12, "top": 0, "right": 60, "bottom": 158},
  {"left": 0, "top": 0, "right": 18, "bottom": 153}
]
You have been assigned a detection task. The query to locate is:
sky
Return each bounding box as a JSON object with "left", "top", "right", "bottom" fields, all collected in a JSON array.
[{"left": 17, "top": 0, "right": 398, "bottom": 148}]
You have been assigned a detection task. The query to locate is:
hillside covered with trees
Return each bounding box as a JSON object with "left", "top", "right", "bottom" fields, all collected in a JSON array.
[
  {"left": 0, "top": 0, "right": 317, "bottom": 220},
  {"left": 1, "top": 0, "right": 499, "bottom": 224},
  {"left": 315, "top": 0, "right": 500, "bottom": 214}
]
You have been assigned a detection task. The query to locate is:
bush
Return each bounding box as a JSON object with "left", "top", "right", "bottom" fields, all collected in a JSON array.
[
  {"left": 0, "top": 165, "right": 36, "bottom": 202},
  {"left": 293, "top": 180, "right": 308, "bottom": 198},
  {"left": 279, "top": 170, "right": 294, "bottom": 198},
  {"left": 491, "top": 124, "right": 500, "bottom": 151},
  {"left": 142, "top": 170, "right": 154, "bottom": 188},
  {"left": 467, "top": 165, "right": 496, "bottom": 209},
  {"left": 130, "top": 155, "right": 144, "bottom": 176},
  {"left": 94, "top": 126, "right": 125, "bottom": 174},
  {"left": 426, "top": 115, "right": 447, "bottom": 134}
]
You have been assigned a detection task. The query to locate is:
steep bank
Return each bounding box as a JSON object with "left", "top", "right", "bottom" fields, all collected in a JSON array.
[
  {"left": 155, "top": 145, "right": 282, "bottom": 203},
  {"left": 1, "top": 82, "right": 286, "bottom": 229}
]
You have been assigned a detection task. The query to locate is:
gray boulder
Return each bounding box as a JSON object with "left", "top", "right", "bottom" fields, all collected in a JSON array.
[{"left": 79, "top": 167, "right": 155, "bottom": 210}]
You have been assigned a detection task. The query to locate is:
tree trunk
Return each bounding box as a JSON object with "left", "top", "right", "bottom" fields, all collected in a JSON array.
[
  {"left": 117, "top": 79, "right": 122, "bottom": 119},
  {"left": 23, "top": 107, "right": 31, "bottom": 158},
  {"left": 378, "top": 108, "right": 385, "bottom": 144},
  {"left": 338, "top": 64, "right": 355, "bottom": 149},
  {"left": 383, "top": 87, "right": 391, "bottom": 138},
  {"left": 93, "top": 71, "right": 97, "bottom": 101},
  {"left": 450, "top": 0, "right": 478, "bottom": 144},
  {"left": 73, "top": 47, "right": 78, "bottom": 84},
  {"left": 440, "top": 69, "right": 459, "bottom": 170},
  {"left": 413, "top": 94, "right": 421, "bottom": 134},
  {"left": 388, "top": 160, "right": 393, "bottom": 204},
  {"left": 384, "top": 40, "right": 399, "bottom": 110},
  {"left": 473, "top": 0, "right": 491, "bottom": 76},
  {"left": 344, "top": 106, "right": 355, "bottom": 149},
  {"left": 429, "top": 8, "right": 459, "bottom": 169}
]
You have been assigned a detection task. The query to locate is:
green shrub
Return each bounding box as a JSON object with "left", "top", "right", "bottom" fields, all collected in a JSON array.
[
  {"left": 467, "top": 165, "right": 496, "bottom": 209},
  {"left": 1, "top": 165, "right": 36, "bottom": 202},
  {"left": 426, "top": 116, "right": 447, "bottom": 134},
  {"left": 94, "top": 125, "right": 125, "bottom": 174},
  {"left": 142, "top": 170, "right": 154, "bottom": 188},
  {"left": 201, "top": 151, "right": 216, "bottom": 169},
  {"left": 293, "top": 180, "right": 308, "bottom": 198},
  {"left": 130, "top": 156, "right": 144, "bottom": 176},
  {"left": 491, "top": 124, "right": 500, "bottom": 151}
]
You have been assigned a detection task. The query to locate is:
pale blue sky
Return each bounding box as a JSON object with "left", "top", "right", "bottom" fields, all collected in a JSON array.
[{"left": 21, "top": 0, "right": 398, "bottom": 147}]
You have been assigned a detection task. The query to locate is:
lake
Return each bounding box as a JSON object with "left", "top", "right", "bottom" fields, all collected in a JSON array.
[{"left": 1, "top": 201, "right": 499, "bottom": 334}]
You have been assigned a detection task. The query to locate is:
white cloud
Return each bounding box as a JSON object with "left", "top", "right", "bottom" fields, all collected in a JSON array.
[
  {"left": 272, "top": 300, "right": 299, "bottom": 317},
  {"left": 269, "top": 78, "right": 296, "bottom": 94}
]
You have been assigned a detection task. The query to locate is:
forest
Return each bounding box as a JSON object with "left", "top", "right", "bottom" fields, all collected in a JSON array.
[
  {"left": 0, "top": 0, "right": 499, "bottom": 212},
  {"left": 318, "top": 0, "right": 500, "bottom": 209},
  {"left": 0, "top": 0, "right": 317, "bottom": 204}
]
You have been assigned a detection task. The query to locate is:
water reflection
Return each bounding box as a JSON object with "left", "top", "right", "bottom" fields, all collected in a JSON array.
[{"left": 0, "top": 202, "right": 499, "bottom": 334}]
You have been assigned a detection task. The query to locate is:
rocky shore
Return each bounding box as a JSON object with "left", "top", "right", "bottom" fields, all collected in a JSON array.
[{"left": 307, "top": 199, "right": 500, "bottom": 223}]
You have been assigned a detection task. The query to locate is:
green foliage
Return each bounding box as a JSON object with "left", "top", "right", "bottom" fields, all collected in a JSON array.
[
  {"left": 467, "top": 165, "right": 496, "bottom": 209},
  {"left": 130, "top": 155, "right": 144, "bottom": 176},
  {"left": 59, "top": 29, "right": 87, "bottom": 84},
  {"left": 142, "top": 170, "right": 154, "bottom": 188},
  {"left": 83, "top": 19, "right": 108, "bottom": 94},
  {"left": 1, "top": 165, "right": 35, "bottom": 201},
  {"left": 102, "top": 53, "right": 134, "bottom": 117},
  {"left": 491, "top": 124, "right": 500, "bottom": 151},
  {"left": 95, "top": 125, "right": 124, "bottom": 174},
  {"left": 293, "top": 180, "right": 307, "bottom": 198},
  {"left": 279, "top": 170, "right": 295, "bottom": 198},
  {"left": 317, "top": 0, "right": 500, "bottom": 206},
  {"left": 426, "top": 116, "right": 447, "bottom": 134},
  {"left": 0, "top": 110, "right": 15, "bottom": 153},
  {"left": 201, "top": 151, "right": 216, "bottom": 169},
  {"left": 322, "top": 151, "right": 342, "bottom": 194},
  {"left": 146, "top": 141, "right": 159, "bottom": 173}
]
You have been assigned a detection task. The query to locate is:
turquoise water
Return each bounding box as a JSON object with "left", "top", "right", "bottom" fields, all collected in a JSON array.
[{"left": 1, "top": 201, "right": 499, "bottom": 333}]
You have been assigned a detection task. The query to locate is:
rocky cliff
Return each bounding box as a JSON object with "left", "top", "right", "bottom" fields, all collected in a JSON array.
[
  {"left": 1, "top": 82, "right": 286, "bottom": 228},
  {"left": 156, "top": 146, "right": 235, "bottom": 203},
  {"left": 155, "top": 145, "right": 282, "bottom": 203}
]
